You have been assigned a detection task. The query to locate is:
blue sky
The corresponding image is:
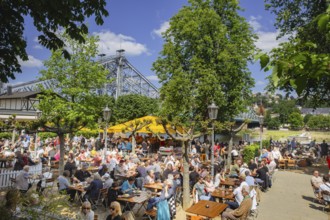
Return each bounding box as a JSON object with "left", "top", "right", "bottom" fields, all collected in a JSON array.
[{"left": 14, "top": 0, "right": 288, "bottom": 93}]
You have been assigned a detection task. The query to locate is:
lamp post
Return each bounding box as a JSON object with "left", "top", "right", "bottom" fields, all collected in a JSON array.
[
  {"left": 208, "top": 102, "right": 219, "bottom": 181},
  {"left": 259, "top": 115, "right": 264, "bottom": 150},
  {"left": 35, "top": 109, "right": 42, "bottom": 158},
  {"left": 103, "top": 106, "right": 111, "bottom": 156}
]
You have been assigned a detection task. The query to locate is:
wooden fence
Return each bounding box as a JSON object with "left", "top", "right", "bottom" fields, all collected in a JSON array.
[{"left": 0, "top": 163, "right": 43, "bottom": 190}]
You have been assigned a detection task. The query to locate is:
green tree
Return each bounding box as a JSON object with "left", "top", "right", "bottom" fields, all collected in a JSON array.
[
  {"left": 153, "top": 0, "right": 256, "bottom": 209},
  {"left": 272, "top": 99, "right": 299, "bottom": 124},
  {"left": 288, "top": 112, "right": 304, "bottom": 130},
  {"left": 0, "top": 0, "right": 109, "bottom": 83},
  {"left": 303, "top": 113, "right": 313, "bottom": 124},
  {"left": 307, "top": 115, "right": 330, "bottom": 130},
  {"left": 267, "top": 117, "right": 281, "bottom": 130},
  {"left": 260, "top": 1, "right": 330, "bottom": 105},
  {"left": 37, "top": 33, "right": 110, "bottom": 174},
  {"left": 113, "top": 94, "right": 159, "bottom": 123}
]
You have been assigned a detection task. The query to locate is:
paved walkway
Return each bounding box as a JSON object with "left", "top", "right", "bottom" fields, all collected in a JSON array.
[{"left": 257, "top": 170, "right": 329, "bottom": 220}]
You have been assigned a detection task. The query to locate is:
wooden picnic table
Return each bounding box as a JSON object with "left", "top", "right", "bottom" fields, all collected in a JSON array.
[
  {"left": 186, "top": 200, "right": 228, "bottom": 219},
  {"left": 211, "top": 189, "right": 234, "bottom": 201},
  {"left": 68, "top": 183, "right": 86, "bottom": 192},
  {"left": 144, "top": 182, "right": 163, "bottom": 192},
  {"left": 117, "top": 191, "right": 150, "bottom": 217},
  {"left": 220, "top": 178, "right": 237, "bottom": 187}
]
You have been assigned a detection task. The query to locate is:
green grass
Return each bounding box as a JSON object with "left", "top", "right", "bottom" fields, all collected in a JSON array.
[{"left": 239, "top": 129, "right": 330, "bottom": 142}]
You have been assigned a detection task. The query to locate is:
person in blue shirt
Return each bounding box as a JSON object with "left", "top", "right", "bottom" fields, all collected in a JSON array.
[
  {"left": 125, "top": 140, "right": 132, "bottom": 153},
  {"left": 120, "top": 176, "right": 137, "bottom": 194}
]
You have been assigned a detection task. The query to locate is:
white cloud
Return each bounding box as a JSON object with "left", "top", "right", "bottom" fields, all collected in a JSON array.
[
  {"left": 33, "top": 45, "right": 43, "bottom": 50},
  {"left": 93, "top": 31, "right": 149, "bottom": 56},
  {"left": 256, "top": 80, "right": 266, "bottom": 86},
  {"left": 248, "top": 16, "right": 262, "bottom": 31},
  {"left": 18, "top": 55, "right": 43, "bottom": 68},
  {"left": 146, "top": 75, "right": 159, "bottom": 81},
  {"left": 255, "top": 31, "right": 289, "bottom": 52},
  {"left": 152, "top": 21, "right": 170, "bottom": 38},
  {"left": 248, "top": 16, "right": 289, "bottom": 52}
]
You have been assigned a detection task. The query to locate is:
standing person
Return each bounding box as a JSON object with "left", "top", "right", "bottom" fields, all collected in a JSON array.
[
  {"left": 15, "top": 166, "right": 32, "bottom": 193},
  {"left": 78, "top": 201, "right": 94, "bottom": 220},
  {"left": 321, "top": 140, "right": 329, "bottom": 162},
  {"left": 106, "top": 201, "right": 122, "bottom": 220}
]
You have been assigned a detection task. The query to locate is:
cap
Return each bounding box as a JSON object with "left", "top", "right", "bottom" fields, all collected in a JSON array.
[{"left": 103, "top": 173, "right": 110, "bottom": 178}]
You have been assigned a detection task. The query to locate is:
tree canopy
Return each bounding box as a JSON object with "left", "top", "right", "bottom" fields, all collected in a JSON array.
[
  {"left": 260, "top": 1, "right": 330, "bottom": 106},
  {"left": 153, "top": 0, "right": 256, "bottom": 125},
  {"left": 0, "top": 0, "right": 109, "bottom": 82},
  {"left": 113, "top": 94, "right": 159, "bottom": 123},
  {"left": 36, "top": 32, "right": 110, "bottom": 173}
]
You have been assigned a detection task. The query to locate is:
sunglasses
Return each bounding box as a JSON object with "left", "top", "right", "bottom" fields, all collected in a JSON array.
[
  {"left": 110, "top": 207, "right": 115, "bottom": 210},
  {"left": 82, "top": 207, "right": 91, "bottom": 210}
]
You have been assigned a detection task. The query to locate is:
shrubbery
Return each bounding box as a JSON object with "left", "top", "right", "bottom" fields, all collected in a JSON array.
[
  {"left": 242, "top": 144, "right": 259, "bottom": 164},
  {"left": 38, "top": 132, "right": 57, "bottom": 140},
  {"left": 0, "top": 132, "right": 17, "bottom": 140},
  {"left": 75, "top": 130, "right": 99, "bottom": 139}
]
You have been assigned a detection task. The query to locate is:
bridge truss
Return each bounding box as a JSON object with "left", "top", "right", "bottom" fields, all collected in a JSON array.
[{"left": 1, "top": 50, "right": 159, "bottom": 99}]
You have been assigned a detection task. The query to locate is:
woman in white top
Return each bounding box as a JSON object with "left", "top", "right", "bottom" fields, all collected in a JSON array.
[{"left": 145, "top": 169, "right": 155, "bottom": 184}]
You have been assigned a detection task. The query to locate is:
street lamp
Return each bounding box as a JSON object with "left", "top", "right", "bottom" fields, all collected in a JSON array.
[
  {"left": 103, "top": 106, "right": 111, "bottom": 155},
  {"left": 259, "top": 115, "right": 264, "bottom": 150},
  {"left": 35, "top": 109, "right": 42, "bottom": 158},
  {"left": 208, "top": 102, "right": 219, "bottom": 181}
]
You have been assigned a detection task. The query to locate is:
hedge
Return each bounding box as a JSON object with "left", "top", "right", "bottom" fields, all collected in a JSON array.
[
  {"left": 242, "top": 144, "right": 260, "bottom": 164},
  {"left": 0, "top": 132, "right": 17, "bottom": 140}
]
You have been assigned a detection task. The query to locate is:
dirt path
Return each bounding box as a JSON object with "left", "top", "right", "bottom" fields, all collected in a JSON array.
[{"left": 257, "top": 170, "right": 329, "bottom": 220}]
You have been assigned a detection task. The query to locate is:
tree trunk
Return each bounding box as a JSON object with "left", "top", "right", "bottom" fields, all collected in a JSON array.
[
  {"left": 226, "top": 132, "right": 234, "bottom": 167},
  {"left": 182, "top": 140, "right": 190, "bottom": 210},
  {"left": 58, "top": 133, "right": 65, "bottom": 175},
  {"left": 12, "top": 128, "right": 15, "bottom": 143},
  {"left": 132, "top": 136, "right": 136, "bottom": 154}
]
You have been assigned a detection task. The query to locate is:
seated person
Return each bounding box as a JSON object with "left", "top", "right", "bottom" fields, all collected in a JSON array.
[
  {"left": 192, "top": 176, "right": 210, "bottom": 202},
  {"left": 121, "top": 176, "right": 137, "bottom": 194},
  {"left": 229, "top": 159, "right": 241, "bottom": 178},
  {"left": 145, "top": 170, "right": 155, "bottom": 185},
  {"left": 78, "top": 201, "right": 94, "bottom": 220},
  {"left": 36, "top": 167, "right": 53, "bottom": 193},
  {"left": 103, "top": 173, "right": 114, "bottom": 189},
  {"left": 83, "top": 173, "right": 103, "bottom": 202},
  {"left": 311, "top": 170, "right": 324, "bottom": 193},
  {"left": 255, "top": 161, "right": 269, "bottom": 190},
  {"left": 15, "top": 165, "right": 32, "bottom": 193},
  {"left": 92, "top": 153, "right": 102, "bottom": 167},
  {"left": 319, "top": 175, "right": 330, "bottom": 203},
  {"left": 245, "top": 170, "right": 255, "bottom": 186},
  {"left": 74, "top": 163, "right": 91, "bottom": 183},
  {"left": 107, "top": 182, "right": 120, "bottom": 208},
  {"left": 146, "top": 179, "right": 175, "bottom": 210},
  {"left": 58, "top": 170, "right": 76, "bottom": 202},
  {"left": 189, "top": 166, "right": 200, "bottom": 187},
  {"left": 222, "top": 185, "right": 252, "bottom": 220},
  {"left": 64, "top": 158, "right": 77, "bottom": 177},
  {"left": 98, "top": 164, "right": 108, "bottom": 177},
  {"left": 225, "top": 180, "right": 245, "bottom": 210},
  {"left": 106, "top": 201, "right": 122, "bottom": 220},
  {"left": 114, "top": 160, "right": 127, "bottom": 177}
]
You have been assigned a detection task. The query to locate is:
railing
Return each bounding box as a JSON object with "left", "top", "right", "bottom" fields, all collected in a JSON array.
[{"left": 0, "top": 163, "right": 42, "bottom": 190}]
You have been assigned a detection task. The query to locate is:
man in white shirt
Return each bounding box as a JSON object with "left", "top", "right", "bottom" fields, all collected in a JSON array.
[
  {"left": 319, "top": 175, "right": 330, "bottom": 202},
  {"left": 311, "top": 170, "right": 324, "bottom": 192},
  {"left": 102, "top": 173, "right": 113, "bottom": 189}
]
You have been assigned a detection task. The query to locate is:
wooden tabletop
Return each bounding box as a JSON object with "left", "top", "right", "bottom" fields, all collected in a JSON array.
[
  {"left": 220, "top": 179, "right": 236, "bottom": 187},
  {"left": 144, "top": 182, "right": 163, "bottom": 191},
  {"left": 211, "top": 189, "right": 234, "bottom": 200},
  {"left": 186, "top": 200, "right": 228, "bottom": 218},
  {"left": 117, "top": 191, "right": 150, "bottom": 204}
]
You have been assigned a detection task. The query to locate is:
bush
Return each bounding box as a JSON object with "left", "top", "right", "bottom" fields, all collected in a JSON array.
[
  {"left": 0, "top": 132, "right": 17, "bottom": 140},
  {"left": 242, "top": 144, "right": 260, "bottom": 164}
]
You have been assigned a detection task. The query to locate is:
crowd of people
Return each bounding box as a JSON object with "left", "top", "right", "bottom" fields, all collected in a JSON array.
[{"left": 0, "top": 131, "right": 329, "bottom": 219}]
